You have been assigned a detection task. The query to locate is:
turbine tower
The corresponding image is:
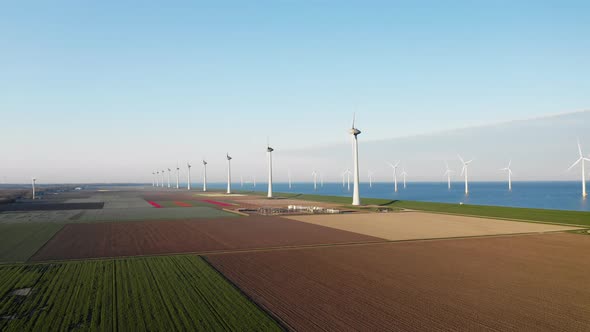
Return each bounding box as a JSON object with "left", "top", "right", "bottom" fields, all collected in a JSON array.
[
  {"left": 167, "top": 168, "right": 171, "bottom": 188},
  {"left": 152, "top": 172, "right": 155, "bottom": 187},
  {"left": 187, "top": 163, "right": 192, "bottom": 190},
  {"left": 312, "top": 170, "right": 318, "bottom": 191},
  {"left": 401, "top": 169, "right": 408, "bottom": 189},
  {"left": 226, "top": 153, "right": 232, "bottom": 194},
  {"left": 175, "top": 164, "right": 180, "bottom": 189},
  {"left": 387, "top": 161, "right": 400, "bottom": 192},
  {"left": 344, "top": 169, "right": 351, "bottom": 192},
  {"left": 161, "top": 170, "right": 166, "bottom": 189},
  {"left": 350, "top": 114, "right": 362, "bottom": 205},
  {"left": 500, "top": 160, "right": 513, "bottom": 191},
  {"left": 368, "top": 170, "right": 374, "bottom": 188},
  {"left": 567, "top": 140, "right": 590, "bottom": 198},
  {"left": 31, "top": 177, "right": 36, "bottom": 200},
  {"left": 443, "top": 161, "right": 454, "bottom": 190},
  {"left": 458, "top": 155, "right": 473, "bottom": 195},
  {"left": 267, "top": 140, "right": 274, "bottom": 198},
  {"left": 156, "top": 171, "right": 160, "bottom": 187},
  {"left": 288, "top": 169, "right": 292, "bottom": 189},
  {"left": 202, "top": 160, "right": 208, "bottom": 192}
]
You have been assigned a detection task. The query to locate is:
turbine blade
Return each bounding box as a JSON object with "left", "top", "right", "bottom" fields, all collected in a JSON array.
[
  {"left": 458, "top": 155, "right": 464, "bottom": 163},
  {"left": 567, "top": 158, "right": 582, "bottom": 171},
  {"left": 578, "top": 140, "right": 583, "bottom": 157}
]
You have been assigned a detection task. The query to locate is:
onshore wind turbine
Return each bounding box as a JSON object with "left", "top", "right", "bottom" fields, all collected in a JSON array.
[
  {"left": 175, "top": 164, "right": 180, "bottom": 189},
  {"left": 567, "top": 140, "right": 590, "bottom": 198},
  {"left": 458, "top": 155, "right": 473, "bottom": 195},
  {"left": 387, "top": 161, "right": 400, "bottom": 192},
  {"left": 401, "top": 169, "right": 408, "bottom": 189},
  {"left": 500, "top": 160, "right": 513, "bottom": 191},
  {"left": 312, "top": 170, "right": 318, "bottom": 190},
  {"left": 31, "top": 177, "right": 36, "bottom": 200},
  {"left": 161, "top": 170, "right": 165, "bottom": 189},
  {"left": 226, "top": 153, "right": 232, "bottom": 194},
  {"left": 350, "top": 113, "right": 361, "bottom": 206},
  {"left": 152, "top": 172, "right": 155, "bottom": 187},
  {"left": 187, "top": 163, "right": 192, "bottom": 190},
  {"left": 167, "top": 168, "right": 171, "bottom": 188},
  {"left": 156, "top": 171, "right": 160, "bottom": 187},
  {"left": 443, "top": 161, "right": 454, "bottom": 190},
  {"left": 267, "top": 140, "right": 274, "bottom": 198},
  {"left": 202, "top": 160, "right": 208, "bottom": 191}
]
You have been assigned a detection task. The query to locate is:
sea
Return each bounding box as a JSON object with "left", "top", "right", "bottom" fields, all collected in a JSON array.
[{"left": 202, "top": 181, "right": 590, "bottom": 212}]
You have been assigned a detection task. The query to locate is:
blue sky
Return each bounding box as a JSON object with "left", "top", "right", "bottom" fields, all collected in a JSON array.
[{"left": 1, "top": 1, "right": 589, "bottom": 183}]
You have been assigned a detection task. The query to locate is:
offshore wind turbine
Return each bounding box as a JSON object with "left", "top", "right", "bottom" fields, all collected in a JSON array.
[
  {"left": 167, "top": 168, "right": 171, "bottom": 188},
  {"left": 567, "top": 140, "right": 590, "bottom": 198},
  {"left": 350, "top": 113, "right": 361, "bottom": 206},
  {"left": 312, "top": 170, "right": 318, "bottom": 191},
  {"left": 31, "top": 177, "right": 36, "bottom": 200},
  {"left": 368, "top": 170, "right": 374, "bottom": 188},
  {"left": 226, "top": 153, "right": 232, "bottom": 194},
  {"left": 175, "top": 164, "right": 180, "bottom": 189},
  {"left": 320, "top": 173, "right": 324, "bottom": 188},
  {"left": 500, "top": 160, "right": 513, "bottom": 191},
  {"left": 345, "top": 169, "right": 351, "bottom": 192},
  {"left": 401, "top": 169, "right": 408, "bottom": 189},
  {"left": 458, "top": 155, "right": 473, "bottom": 195},
  {"left": 288, "top": 169, "right": 292, "bottom": 189},
  {"left": 187, "top": 163, "right": 192, "bottom": 190},
  {"left": 267, "top": 139, "right": 274, "bottom": 198},
  {"left": 443, "top": 161, "right": 454, "bottom": 190},
  {"left": 387, "top": 161, "right": 400, "bottom": 192},
  {"left": 202, "top": 160, "right": 208, "bottom": 191}
]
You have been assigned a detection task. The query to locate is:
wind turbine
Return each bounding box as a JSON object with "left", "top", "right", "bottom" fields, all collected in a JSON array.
[
  {"left": 312, "top": 170, "right": 318, "bottom": 191},
  {"left": 253, "top": 176, "right": 256, "bottom": 189},
  {"left": 443, "top": 161, "right": 454, "bottom": 190},
  {"left": 202, "top": 160, "right": 208, "bottom": 191},
  {"left": 500, "top": 160, "right": 513, "bottom": 191},
  {"left": 167, "top": 168, "right": 171, "bottom": 188},
  {"left": 175, "top": 164, "right": 180, "bottom": 189},
  {"left": 386, "top": 161, "right": 400, "bottom": 192},
  {"left": 31, "top": 177, "right": 36, "bottom": 200},
  {"left": 344, "top": 169, "right": 351, "bottom": 192},
  {"left": 401, "top": 169, "right": 408, "bottom": 189},
  {"left": 458, "top": 155, "right": 473, "bottom": 195},
  {"left": 152, "top": 172, "right": 155, "bottom": 187},
  {"left": 156, "top": 171, "right": 160, "bottom": 187},
  {"left": 368, "top": 170, "right": 374, "bottom": 188},
  {"left": 350, "top": 113, "right": 362, "bottom": 205},
  {"left": 240, "top": 175, "right": 244, "bottom": 188},
  {"left": 161, "top": 170, "right": 166, "bottom": 189},
  {"left": 226, "top": 153, "right": 232, "bottom": 194},
  {"left": 288, "top": 169, "right": 292, "bottom": 189},
  {"left": 267, "top": 139, "right": 274, "bottom": 198},
  {"left": 187, "top": 163, "right": 192, "bottom": 190},
  {"left": 567, "top": 140, "right": 590, "bottom": 198},
  {"left": 320, "top": 173, "right": 324, "bottom": 188}
]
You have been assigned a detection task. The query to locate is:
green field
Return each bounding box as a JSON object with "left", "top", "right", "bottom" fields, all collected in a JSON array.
[
  {"left": 261, "top": 192, "right": 590, "bottom": 227},
  {"left": 0, "top": 256, "right": 282, "bottom": 331},
  {"left": 0, "top": 224, "right": 64, "bottom": 263}
]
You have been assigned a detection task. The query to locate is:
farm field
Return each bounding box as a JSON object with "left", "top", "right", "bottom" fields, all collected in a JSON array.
[
  {"left": 0, "top": 255, "right": 282, "bottom": 331},
  {"left": 207, "top": 232, "right": 590, "bottom": 331},
  {"left": 285, "top": 211, "right": 581, "bottom": 241},
  {"left": 31, "top": 216, "right": 382, "bottom": 261},
  {"left": 0, "top": 223, "right": 64, "bottom": 262}
]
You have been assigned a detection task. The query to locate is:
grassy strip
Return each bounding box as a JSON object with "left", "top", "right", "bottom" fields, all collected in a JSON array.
[
  {"left": 260, "top": 192, "right": 590, "bottom": 227},
  {"left": 0, "top": 256, "right": 282, "bottom": 331}
]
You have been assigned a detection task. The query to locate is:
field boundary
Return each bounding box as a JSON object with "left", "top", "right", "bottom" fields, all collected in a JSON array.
[{"left": 201, "top": 256, "right": 290, "bottom": 331}]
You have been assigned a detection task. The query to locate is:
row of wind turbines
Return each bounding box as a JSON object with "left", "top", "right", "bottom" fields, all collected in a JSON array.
[{"left": 150, "top": 114, "right": 590, "bottom": 206}]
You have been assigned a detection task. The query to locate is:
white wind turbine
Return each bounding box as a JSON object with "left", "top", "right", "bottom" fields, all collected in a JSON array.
[
  {"left": 500, "top": 160, "right": 513, "bottom": 191},
  {"left": 202, "top": 160, "right": 208, "bottom": 192},
  {"left": 167, "top": 168, "right": 171, "bottom": 188},
  {"left": 320, "top": 173, "right": 324, "bottom": 188},
  {"left": 368, "top": 170, "right": 374, "bottom": 188},
  {"left": 175, "top": 164, "right": 180, "bottom": 189},
  {"left": 267, "top": 139, "right": 274, "bottom": 198},
  {"left": 458, "top": 155, "right": 473, "bottom": 195},
  {"left": 161, "top": 170, "right": 166, "bottom": 189},
  {"left": 312, "top": 170, "right": 318, "bottom": 191},
  {"left": 567, "top": 140, "right": 590, "bottom": 198},
  {"left": 226, "top": 153, "right": 232, "bottom": 194},
  {"left": 152, "top": 172, "right": 155, "bottom": 187},
  {"left": 350, "top": 113, "right": 362, "bottom": 205},
  {"left": 443, "top": 161, "right": 454, "bottom": 190},
  {"left": 240, "top": 175, "right": 244, "bottom": 188},
  {"left": 31, "top": 177, "right": 37, "bottom": 200},
  {"left": 343, "top": 169, "right": 351, "bottom": 191},
  {"left": 156, "top": 171, "right": 160, "bottom": 187},
  {"left": 400, "top": 169, "right": 408, "bottom": 189},
  {"left": 288, "top": 169, "right": 292, "bottom": 189},
  {"left": 187, "top": 163, "right": 192, "bottom": 190},
  {"left": 386, "top": 161, "right": 400, "bottom": 192},
  {"left": 253, "top": 176, "right": 256, "bottom": 189}
]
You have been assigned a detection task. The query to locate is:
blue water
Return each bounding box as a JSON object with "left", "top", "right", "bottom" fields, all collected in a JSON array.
[{"left": 201, "top": 181, "right": 590, "bottom": 212}]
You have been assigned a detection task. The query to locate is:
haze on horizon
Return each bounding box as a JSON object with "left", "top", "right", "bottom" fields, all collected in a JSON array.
[{"left": 1, "top": 1, "right": 589, "bottom": 183}]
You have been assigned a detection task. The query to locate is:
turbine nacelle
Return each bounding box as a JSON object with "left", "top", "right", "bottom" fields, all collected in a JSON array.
[
  {"left": 267, "top": 146, "right": 274, "bottom": 152},
  {"left": 226, "top": 154, "right": 232, "bottom": 161}
]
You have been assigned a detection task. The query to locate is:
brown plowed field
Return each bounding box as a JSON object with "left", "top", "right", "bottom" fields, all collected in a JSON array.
[
  {"left": 207, "top": 233, "right": 590, "bottom": 331},
  {"left": 31, "top": 216, "right": 382, "bottom": 261}
]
